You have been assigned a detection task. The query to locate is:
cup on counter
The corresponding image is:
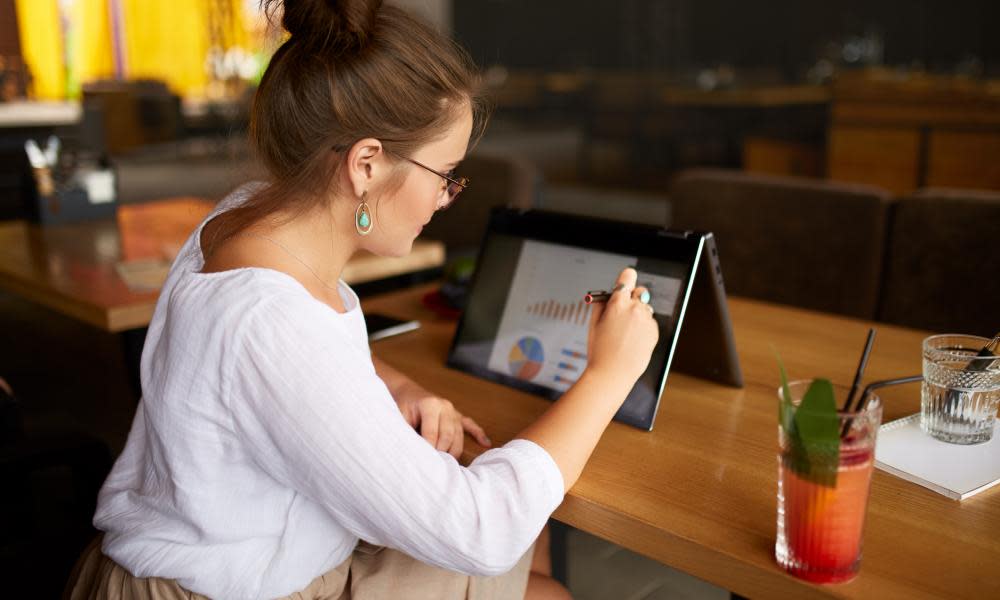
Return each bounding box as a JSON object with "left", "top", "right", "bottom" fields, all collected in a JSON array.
[{"left": 921, "top": 334, "right": 1000, "bottom": 445}]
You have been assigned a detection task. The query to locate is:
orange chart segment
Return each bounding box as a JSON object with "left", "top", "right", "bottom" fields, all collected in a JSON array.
[{"left": 508, "top": 337, "right": 544, "bottom": 381}]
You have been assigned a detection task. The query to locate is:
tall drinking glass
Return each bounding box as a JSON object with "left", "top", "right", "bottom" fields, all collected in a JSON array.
[{"left": 775, "top": 381, "right": 882, "bottom": 584}]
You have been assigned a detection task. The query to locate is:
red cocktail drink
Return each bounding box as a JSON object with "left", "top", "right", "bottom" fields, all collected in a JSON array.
[{"left": 775, "top": 381, "right": 881, "bottom": 584}]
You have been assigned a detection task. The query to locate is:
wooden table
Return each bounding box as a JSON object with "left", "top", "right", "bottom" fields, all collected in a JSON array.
[
  {"left": 363, "top": 283, "right": 999, "bottom": 600},
  {"left": 0, "top": 100, "right": 81, "bottom": 128},
  {"left": 0, "top": 198, "right": 446, "bottom": 332}
]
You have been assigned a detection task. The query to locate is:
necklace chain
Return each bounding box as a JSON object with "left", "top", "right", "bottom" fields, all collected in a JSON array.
[{"left": 234, "top": 232, "right": 339, "bottom": 291}]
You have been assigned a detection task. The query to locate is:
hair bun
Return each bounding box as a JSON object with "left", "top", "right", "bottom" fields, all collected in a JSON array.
[{"left": 268, "top": 0, "right": 382, "bottom": 50}]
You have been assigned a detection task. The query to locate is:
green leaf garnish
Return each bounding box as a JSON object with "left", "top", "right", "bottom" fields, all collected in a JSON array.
[
  {"left": 793, "top": 379, "right": 840, "bottom": 487},
  {"left": 775, "top": 351, "right": 840, "bottom": 488}
]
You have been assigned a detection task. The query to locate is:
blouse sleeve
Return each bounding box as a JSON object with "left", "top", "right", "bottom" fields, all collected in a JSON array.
[{"left": 227, "top": 294, "right": 564, "bottom": 576}]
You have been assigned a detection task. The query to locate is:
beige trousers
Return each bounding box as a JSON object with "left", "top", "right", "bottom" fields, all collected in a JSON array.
[{"left": 66, "top": 537, "right": 534, "bottom": 600}]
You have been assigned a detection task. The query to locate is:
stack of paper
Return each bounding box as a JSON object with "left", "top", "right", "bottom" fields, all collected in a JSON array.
[{"left": 875, "top": 414, "right": 1000, "bottom": 500}]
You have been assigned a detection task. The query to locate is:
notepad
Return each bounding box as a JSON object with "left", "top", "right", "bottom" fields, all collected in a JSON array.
[{"left": 875, "top": 414, "right": 1000, "bottom": 500}]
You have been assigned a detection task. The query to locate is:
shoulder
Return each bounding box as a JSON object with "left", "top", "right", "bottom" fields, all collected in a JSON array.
[
  {"left": 224, "top": 274, "right": 367, "bottom": 358},
  {"left": 162, "top": 268, "right": 320, "bottom": 341},
  {"left": 163, "top": 271, "right": 360, "bottom": 376}
]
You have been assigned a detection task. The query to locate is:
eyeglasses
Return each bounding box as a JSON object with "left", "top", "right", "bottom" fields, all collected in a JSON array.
[
  {"left": 389, "top": 151, "right": 469, "bottom": 208},
  {"left": 332, "top": 144, "right": 470, "bottom": 208}
]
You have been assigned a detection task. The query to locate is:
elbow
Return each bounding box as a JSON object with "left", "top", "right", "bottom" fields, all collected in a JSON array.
[
  {"left": 464, "top": 550, "right": 527, "bottom": 578},
  {"left": 456, "top": 530, "right": 535, "bottom": 577},
  {"left": 472, "top": 564, "right": 516, "bottom": 578}
]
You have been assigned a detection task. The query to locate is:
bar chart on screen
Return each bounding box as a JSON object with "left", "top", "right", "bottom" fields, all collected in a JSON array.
[
  {"left": 526, "top": 298, "right": 592, "bottom": 325},
  {"left": 487, "top": 240, "right": 634, "bottom": 392}
]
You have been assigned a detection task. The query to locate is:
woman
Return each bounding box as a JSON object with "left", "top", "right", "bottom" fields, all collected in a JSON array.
[{"left": 68, "top": 1, "right": 658, "bottom": 598}]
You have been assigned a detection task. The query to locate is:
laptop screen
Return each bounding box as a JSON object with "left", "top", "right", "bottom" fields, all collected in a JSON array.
[{"left": 447, "top": 209, "right": 704, "bottom": 430}]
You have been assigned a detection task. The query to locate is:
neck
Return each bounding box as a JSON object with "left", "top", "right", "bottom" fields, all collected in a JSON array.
[{"left": 262, "top": 197, "right": 360, "bottom": 289}]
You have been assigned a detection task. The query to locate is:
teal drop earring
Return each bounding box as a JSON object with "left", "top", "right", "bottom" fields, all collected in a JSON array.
[{"left": 355, "top": 191, "right": 373, "bottom": 236}]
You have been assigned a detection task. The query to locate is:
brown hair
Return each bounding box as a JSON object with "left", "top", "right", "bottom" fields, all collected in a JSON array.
[{"left": 205, "top": 0, "right": 489, "bottom": 255}]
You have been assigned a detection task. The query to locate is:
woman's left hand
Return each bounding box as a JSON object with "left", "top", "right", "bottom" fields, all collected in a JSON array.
[{"left": 394, "top": 382, "right": 492, "bottom": 458}]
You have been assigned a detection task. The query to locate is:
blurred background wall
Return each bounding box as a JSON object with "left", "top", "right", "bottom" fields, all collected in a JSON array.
[{"left": 456, "top": 0, "right": 999, "bottom": 74}]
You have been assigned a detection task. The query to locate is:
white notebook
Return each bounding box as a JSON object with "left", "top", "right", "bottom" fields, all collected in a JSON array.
[{"left": 875, "top": 414, "right": 1000, "bottom": 500}]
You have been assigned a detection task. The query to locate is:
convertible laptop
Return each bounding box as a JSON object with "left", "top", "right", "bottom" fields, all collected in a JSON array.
[{"left": 446, "top": 208, "right": 742, "bottom": 430}]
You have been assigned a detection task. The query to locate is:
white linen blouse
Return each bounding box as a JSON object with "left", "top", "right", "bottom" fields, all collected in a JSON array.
[{"left": 93, "top": 186, "right": 565, "bottom": 599}]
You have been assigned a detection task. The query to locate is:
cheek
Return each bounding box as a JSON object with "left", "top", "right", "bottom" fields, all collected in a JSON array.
[
  {"left": 404, "top": 173, "right": 442, "bottom": 212},
  {"left": 384, "top": 174, "right": 437, "bottom": 225}
]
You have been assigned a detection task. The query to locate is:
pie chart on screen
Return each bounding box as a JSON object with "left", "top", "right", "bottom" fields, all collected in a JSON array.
[{"left": 509, "top": 336, "right": 544, "bottom": 381}]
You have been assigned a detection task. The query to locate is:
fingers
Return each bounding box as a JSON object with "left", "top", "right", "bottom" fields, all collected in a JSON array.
[
  {"left": 632, "top": 285, "right": 655, "bottom": 315},
  {"left": 433, "top": 402, "right": 456, "bottom": 453},
  {"left": 611, "top": 267, "right": 653, "bottom": 317},
  {"left": 419, "top": 402, "right": 441, "bottom": 449},
  {"left": 587, "top": 299, "right": 605, "bottom": 354},
  {"left": 615, "top": 266, "right": 638, "bottom": 289},
  {"left": 416, "top": 397, "right": 493, "bottom": 458},
  {"left": 462, "top": 416, "right": 492, "bottom": 448},
  {"left": 610, "top": 268, "right": 638, "bottom": 305},
  {"left": 421, "top": 399, "right": 461, "bottom": 458},
  {"left": 441, "top": 416, "right": 461, "bottom": 458}
]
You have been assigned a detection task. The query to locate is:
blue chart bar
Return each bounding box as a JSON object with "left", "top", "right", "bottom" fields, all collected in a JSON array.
[
  {"left": 561, "top": 349, "right": 586, "bottom": 360},
  {"left": 556, "top": 362, "right": 578, "bottom": 372},
  {"left": 554, "top": 374, "right": 576, "bottom": 385}
]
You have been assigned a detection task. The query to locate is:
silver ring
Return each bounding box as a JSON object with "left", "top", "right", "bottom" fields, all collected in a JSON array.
[{"left": 646, "top": 305, "right": 655, "bottom": 315}]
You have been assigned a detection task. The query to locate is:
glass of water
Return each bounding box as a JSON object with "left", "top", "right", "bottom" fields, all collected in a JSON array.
[{"left": 921, "top": 334, "right": 1000, "bottom": 444}]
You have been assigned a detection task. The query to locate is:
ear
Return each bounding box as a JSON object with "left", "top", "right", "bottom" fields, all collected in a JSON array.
[{"left": 344, "top": 138, "right": 384, "bottom": 198}]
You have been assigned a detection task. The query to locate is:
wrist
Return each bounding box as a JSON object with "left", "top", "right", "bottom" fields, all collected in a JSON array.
[
  {"left": 578, "top": 366, "right": 635, "bottom": 400},
  {"left": 394, "top": 378, "right": 421, "bottom": 398}
]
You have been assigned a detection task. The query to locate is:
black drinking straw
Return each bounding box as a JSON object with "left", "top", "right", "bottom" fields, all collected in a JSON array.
[
  {"left": 840, "top": 374, "right": 924, "bottom": 438},
  {"left": 968, "top": 333, "right": 1000, "bottom": 373},
  {"left": 942, "top": 333, "right": 999, "bottom": 414},
  {"left": 856, "top": 375, "right": 924, "bottom": 411},
  {"left": 843, "top": 328, "right": 877, "bottom": 413}
]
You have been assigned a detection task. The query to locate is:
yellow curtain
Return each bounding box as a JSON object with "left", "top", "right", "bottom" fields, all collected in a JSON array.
[
  {"left": 69, "top": 0, "right": 116, "bottom": 97},
  {"left": 13, "top": 0, "right": 65, "bottom": 99},
  {"left": 120, "top": 0, "right": 249, "bottom": 98},
  {"left": 16, "top": 0, "right": 253, "bottom": 100}
]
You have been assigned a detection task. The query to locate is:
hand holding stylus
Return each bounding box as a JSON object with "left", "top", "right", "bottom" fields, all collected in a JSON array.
[
  {"left": 586, "top": 268, "right": 659, "bottom": 383},
  {"left": 519, "top": 267, "right": 660, "bottom": 493}
]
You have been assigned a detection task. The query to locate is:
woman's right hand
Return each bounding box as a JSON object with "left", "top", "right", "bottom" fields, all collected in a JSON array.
[
  {"left": 586, "top": 267, "right": 660, "bottom": 384},
  {"left": 517, "top": 267, "right": 660, "bottom": 491}
]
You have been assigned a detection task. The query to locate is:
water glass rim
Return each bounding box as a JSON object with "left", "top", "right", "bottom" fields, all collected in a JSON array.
[{"left": 923, "top": 333, "right": 997, "bottom": 365}]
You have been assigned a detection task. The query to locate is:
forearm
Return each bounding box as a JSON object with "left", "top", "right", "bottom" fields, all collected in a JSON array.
[{"left": 516, "top": 369, "right": 633, "bottom": 493}]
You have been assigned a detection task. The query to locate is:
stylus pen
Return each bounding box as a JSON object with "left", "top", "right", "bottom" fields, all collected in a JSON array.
[
  {"left": 584, "top": 284, "right": 649, "bottom": 305},
  {"left": 583, "top": 290, "right": 613, "bottom": 304}
]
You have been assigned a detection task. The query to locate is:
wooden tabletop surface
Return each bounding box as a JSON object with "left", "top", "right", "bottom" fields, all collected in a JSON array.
[
  {"left": 363, "top": 283, "right": 1000, "bottom": 600},
  {"left": 0, "top": 198, "right": 445, "bottom": 332}
]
